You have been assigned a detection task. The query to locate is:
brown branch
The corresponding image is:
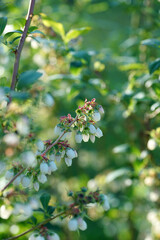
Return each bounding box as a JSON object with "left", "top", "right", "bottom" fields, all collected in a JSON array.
[
  {"left": 5, "top": 211, "right": 67, "bottom": 240},
  {"left": 1, "top": 116, "right": 78, "bottom": 193},
  {"left": 10, "top": 0, "right": 36, "bottom": 91}
]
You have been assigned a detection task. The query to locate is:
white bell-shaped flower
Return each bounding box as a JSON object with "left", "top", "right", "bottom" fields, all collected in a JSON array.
[
  {"left": 36, "top": 140, "right": 44, "bottom": 151},
  {"left": 5, "top": 170, "right": 14, "bottom": 181},
  {"left": 3, "top": 133, "right": 19, "bottom": 146},
  {"left": 54, "top": 125, "right": 62, "bottom": 136},
  {"left": 82, "top": 134, "right": 89, "bottom": 142},
  {"left": 33, "top": 182, "right": 39, "bottom": 191},
  {"left": 65, "top": 157, "right": 72, "bottom": 167},
  {"left": 13, "top": 176, "right": 22, "bottom": 186},
  {"left": 92, "top": 111, "right": 101, "bottom": 122},
  {"left": 44, "top": 93, "right": 55, "bottom": 107},
  {"left": 102, "top": 195, "right": 110, "bottom": 211},
  {"left": 38, "top": 174, "right": 47, "bottom": 184},
  {"left": 49, "top": 154, "right": 55, "bottom": 161},
  {"left": 66, "top": 148, "right": 76, "bottom": 159},
  {"left": 48, "top": 233, "right": 60, "bottom": 240},
  {"left": 98, "top": 105, "right": 104, "bottom": 114},
  {"left": 89, "top": 124, "right": 96, "bottom": 134},
  {"left": 75, "top": 133, "right": 83, "bottom": 143},
  {"left": 40, "top": 162, "right": 49, "bottom": 174},
  {"left": 90, "top": 135, "right": 95, "bottom": 143},
  {"left": 95, "top": 128, "right": 103, "bottom": 138},
  {"left": 35, "top": 236, "right": 45, "bottom": 240},
  {"left": 77, "top": 218, "right": 87, "bottom": 231},
  {"left": 55, "top": 153, "right": 61, "bottom": 162},
  {"left": 29, "top": 233, "right": 36, "bottom": 240},
  {"left": 21, "top": 176, "right": 31, "bottom": 188},
  {"left": 49, "top": 161, "right": 57, "bottom": 172},
  {"left": 68, "top": 218, "right": 78, "bottom": 231}
]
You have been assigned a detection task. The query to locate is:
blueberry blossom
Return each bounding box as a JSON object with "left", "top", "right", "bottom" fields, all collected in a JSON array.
[
  {"left": 21, "top": 176, "right": 31, "bottom": 188},
  {"left": 68, "top": 218, "right": 78, "bottom": 231},
  {"left": 40, "top": 162, "right": 49, "bottom": 174},
  {"left": 75, "top": 133, "right": 83, "bottom": 143},
  {"left": 92, "top": 111, "right": 101, "bottom": 122},
  {"left": 95, "top": 128, "right": 103, "bottom": 138},
  {"left": 38, "top": 174, "right": 47, "bottom": 184},
  {"left": 48, "top": 233, "right": 60, "bottom": 240},
  {"left": 77, "top": 218, "right": 87, "bottom": 231},
  {"left": 66, "top": 148, "right": 77, "bottom": 159},
  {"left": 89, "top": 124, "right": 96, "bottom": 134}
]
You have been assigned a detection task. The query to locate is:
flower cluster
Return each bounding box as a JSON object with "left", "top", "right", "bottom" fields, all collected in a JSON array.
[
  {"left": 29, "top": 230, "right": 60, "bottom": 240},
  {"left": 4, "top": 99, "right": 104, "bottom": 191}
]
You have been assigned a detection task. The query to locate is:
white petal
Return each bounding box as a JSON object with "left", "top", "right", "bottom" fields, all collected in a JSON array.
[
  {"left": 49, "top": 161, "right": 58, "bottom": 172},
  {"left": 92, "top": 111, "right": 101, "bottom": 122},
  {"left": 33, "top": 182, "right": 39, "bottom": 191},
  {"left": 89, "top": 124, "right": 96, "bottom": 134},
  {"left": 75, "top": 134, "right": 82, "bottom": 143},
  {"left": 68, "top": 218, "right": 78, "bottom": 231},
  {"left": 90, "top": 135, "right": 95, "bottom": 143},
  {"left": 82, "top": 134, "right": 89, "bottom": 142},
  {"left": 65, "top": 157, "right": 72, "bottom": 167},
  {"left": 36, "top": 140, "right": 44, "bottom": 151},
  {"left": 95, "top": 128, "right": 103, "bottom": 138},
  {"left": 21, "top": 177, "right": 31, "bottom": 188},
  {"left": 66, "top": 148, "right": 76, "bottom": 159},
  {"left": 38, "top": 174, "right": 47, "bottom": 184},
  {"left": 40, "top": 162, "right": 49, "bottom": 174},
  {"left": 78, "top": 218, "right": 87, "bottom": 231}
]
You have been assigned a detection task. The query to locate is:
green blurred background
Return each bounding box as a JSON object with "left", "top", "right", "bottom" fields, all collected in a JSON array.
[{"left": 0, "top": 0, "right": 160, "bottom": 239}]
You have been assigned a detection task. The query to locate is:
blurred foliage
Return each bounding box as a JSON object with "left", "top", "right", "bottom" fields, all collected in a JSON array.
[{"left": 0, "top": 0, "right": 160, "bottom": 240}]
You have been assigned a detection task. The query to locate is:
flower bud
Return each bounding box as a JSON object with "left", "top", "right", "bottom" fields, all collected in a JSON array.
[
  {"left": 33, "top": 182, "right": 39, "bottom": 191},
  {"left": 5, "top": 170, "right": 14, "bottom": 181},
  {"left": 48, "top": 233, "right": 60, "bottom": 240},
  {"left": 36, "top": 140, "right": 44, "bottom": 151},
  {"left": 90, "top": 135, "right": 95, "bottom": 143},
  {"left": 65, "top": 157, "right": 72, "bottom": 167},
  {"left": 66, "top": 148, "right": 76, "bottom": 159},
  {"left": 38, "top": 174, "right": 47, "bottom": 184},
  {"left": 68, "top": 218, "right": 78, "bottom": 231},
  {"left": 75, "top": 133, "right": 82, "bottom": 143},
  {"left": 95, "top": 128, "right": 103, "bottom": 138},
  {"left": 89, "top": 124, "right": 96, "bottom": 134},
  {"left": 92, "top": 111, "right": 101, "bottom": 122},
  {"left": 40, "top": 162, "right": 49, "bottom": 174},
  {"left": 49, "top": 161, "right": 58, "bottom": 172},
  {"left": 82, "top": 134, "right": 89, "bottom": 142},
  {"left": 78, "top": 218, "right": 87, "bottom": 231},
  {"left": 102, "top": 195, "right": 110, "bottom": 211},
  {"left": 22, "top": 176, "right": 31, "bottom": 188}
]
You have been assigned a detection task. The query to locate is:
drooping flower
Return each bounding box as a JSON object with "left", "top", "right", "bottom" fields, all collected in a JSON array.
[
  {"left": 75, "top": 133, "right": 83, "bottom": 143},
  {"left": 77, "top": 218, "right": 87, "bottom": 231},
  {"left": 21, "top": 176, "right": 31, "bottom": 188},
  {"left": 65, "top": 157, "right": 72, "bottom": 167},
  {"left": 48, "top": 233, "right": 60, "bottom": 240},
  {"left": 29, "top": 233, "right": 36, "bottom": 240},
  {"left": 38, "top": 174, "right": 47, "bottom": 184},
  {"left": 92, "top": 111, "right": 101, "bottom": 122},
  {"left": 90, "top": 135, "right": 95, "bottom": 143},
  {"left": 33, "top": 182, "right": 39, "bottom": 191},
  {"left": 89, "top": 124, "right": 96, "bottom": 134},
  {"left": 40, "top": 162, "right": 49, "bottom": 174},
  {"left": 44, "top": 93, "right": 55, "bottom": 107},
  {"left": 49, "top": 161, "right": 58, "bottom": 172},
  {"left": 55, "top": 153, "right": 61, "bottom": 162},
  {"left": 82, "top": 134, "right": 89, "bottom": 142},
  {"left": 5, "top": 170, "right": 14, "bottom": 181},
  {"left": 49, "top": 154, "right": 55, "bottom": 161},
  {"left": 36, "top": 140, "right": 45, "bottom": 151},
  {"left": 98, "top": 105, "right": 104, "bottom": 114},
  {"left": 54, "top": 125, "right": 62, "bottom": 136},
  {"left": 68, "top": 218, "right": 78, "bottom": 231},
  {"left": 66, "top": 148, "right": 76, "bottom": 159},
  {"left": 102, "top": 195, "right": 110, "bottom": 211},
  {"left": 95, "top": 128, "right": 103, "bottom": 138},
  {"left": 35, "top": 236, "right": 45, "bottom": 240}
]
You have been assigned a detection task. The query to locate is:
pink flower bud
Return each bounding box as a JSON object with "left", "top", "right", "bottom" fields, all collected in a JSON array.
[{"left": 48, "top": 233, "right": 60, "bottom": 240}]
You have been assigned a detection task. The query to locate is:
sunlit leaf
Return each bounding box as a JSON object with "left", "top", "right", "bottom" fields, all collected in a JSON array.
[{"left": 65, "top": 27, "right": 91, "bottom": 43}]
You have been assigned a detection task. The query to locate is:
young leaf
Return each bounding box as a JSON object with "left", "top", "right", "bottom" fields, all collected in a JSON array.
[
  {"left": 47, "top": 206, "right": 56, "bottom": 215},
  {"left": 149, "top": 58, "right": 160, "bottom": 74},
  {"left": 0, "top": 17, "right": 7, "bottom": 36},
  {"left": 42, "top": 16, "right": 65, "bottom": 39},
  {"left": 65, "top": 27, "right": 91, "bottom": 44},
  {"left": 17, "top": 70, "right": 43, "bottom": 90},
  {"left": 40, "top": 193, "right": 51, "bottom": 210},
  {"left": 4, "top": 30, "right": 23, "bottom": 40},
  {"left": 28, "top": 26, "right": 38, "bottom": 33}
]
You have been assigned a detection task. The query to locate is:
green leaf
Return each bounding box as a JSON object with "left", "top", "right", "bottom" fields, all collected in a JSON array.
[
  {"left": 10, "top": 91, "right": 30, "bottom": 100},
  {"left": 17, "top": 70, "right": 42, "bottom": 90},
  {"left": 47, "top": 206, "right": 56, "bottom": 215},
  {"left": 149, "top": 58, "right": 160, "bottom": 74},
  {"left": 0, "top": 17, "right": 7, "bottom": 36},
  {"left": 65, "top": 27, "right": 91, "bottom": 43},
  {"left": 30, "top": 216, "right": 37, "bottom": 225},
  {"left": 40, "top": 193, "right": 51, "bottom": 210},
  {"left": 42, "top": 15, "right": 65, "bottom": 39},
  {"left": 142, "top": 39, "right": 160, "bottom": 48},
  {"left": 14, "top": 18, "right": 26, "bottom": 28},
  {"left": 30, "top": 30, "right": 45, "bottom": 36},
  {"left": 28, "top": 26, "right": 38, "bottom": 33},
  {"left": 4, "top": 30, "right": 23, "bottom": 40},
  {"left": 9, "top": 36, "right": 21, "bottom": 44}
]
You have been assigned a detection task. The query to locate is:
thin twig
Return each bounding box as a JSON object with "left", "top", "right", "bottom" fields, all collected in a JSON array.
[
  {"left": 5, "top": 211, "right": 67, "bottom": 240},
  {"left": 1, "top": 168, "right": 25, "bottom": 193},
  {"left": 1, "top": 116, "right": 78, "bottom": 193},
  {"left": 10, "top": 0, "right": 36, "bottom": 92}
]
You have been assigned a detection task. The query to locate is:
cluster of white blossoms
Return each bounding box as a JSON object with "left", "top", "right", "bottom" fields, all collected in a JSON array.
[
  {"left": 29, "top": 232, "right": 60, "bottom": 240},
  {"left": 68, "top": 217, "right": 87, "bottom": 231}
]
